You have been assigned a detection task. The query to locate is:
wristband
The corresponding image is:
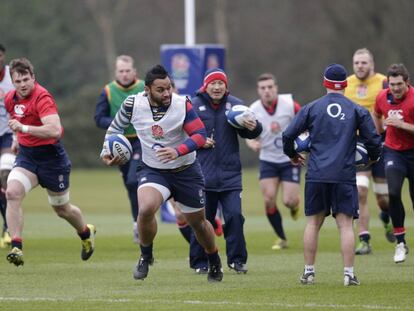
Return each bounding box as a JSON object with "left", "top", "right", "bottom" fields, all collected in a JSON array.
[{"left": 21, "top": 125, "right": 29, "bottom": 133}]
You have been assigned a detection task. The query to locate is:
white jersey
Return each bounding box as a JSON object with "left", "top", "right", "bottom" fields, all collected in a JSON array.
[
  {"left": 250, "top": 94, "right": 296, "bottom": 163},
  {"left": 130, "top": 92, "right": 196, "bottom": 169},
  {"left": 0, "top": 65, "right": 14, "bottom": 136}
]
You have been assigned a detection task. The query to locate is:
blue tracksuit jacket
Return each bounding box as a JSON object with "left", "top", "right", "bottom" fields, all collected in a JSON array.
[{"left": 192, "top": 92, "right": 263, "bottom": 191}]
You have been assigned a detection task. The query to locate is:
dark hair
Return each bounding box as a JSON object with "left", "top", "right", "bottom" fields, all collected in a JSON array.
[
  {"left": 257, "top": 72, "right": 277, "bottom": 85},
  {"left": 387, "top": 63, "right": 410, "bottom": 82},
  {"left": 9, "top": 58, "right": 35, "bottom": 77},
  {"left": 0, "top": 44, "right": 5, "bottom": 53},
  {"left": 145, "top": 64, "right": 169, "bottom": 86}
]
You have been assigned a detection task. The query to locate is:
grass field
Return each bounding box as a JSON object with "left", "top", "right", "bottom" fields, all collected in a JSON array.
[{"left": 0, "top": 168, "right": 413, "bottom": 311}]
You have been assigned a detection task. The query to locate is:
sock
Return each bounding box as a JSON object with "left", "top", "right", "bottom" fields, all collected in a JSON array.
[
  {"left": 78, "top": 225, "right": 91, "bottom": 240},
  {"left": 379, "top": 211, "right": 390, "bottom": 224},
  {"left": 11, "top": 238, "right": 23, "bottom": 250},
  {"left": 140, "top": 243, "right": 153, "bottom": 259},
  {"left": 359, "top": 232, "right": 370, "bottom": 243},
  {"left": 177, "top": 221, "right": 191, "bottom": 243},
  {"left": 206, "top": 247, "right": 220, "bottom": 265},
  {"left": 344, "top": 266, "right": 354, "bottom": 278},
  {"left": 304, "top": 265, "right": 314, "bottom": 273},
  {"left": 394, "top": 227, "right": 406, "bottom": 244},
  {"left": 266, "top": 205, "right": 286, "bottom": 240}
]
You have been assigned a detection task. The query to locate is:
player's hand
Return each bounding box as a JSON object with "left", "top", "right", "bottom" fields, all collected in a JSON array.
[
  {"left": 203, "top": 137, "right": 215, "bottom": 149},
  {"left": 8, "top": 119, "right": 24, "bottom": 132},
  {"left": 290, "top": 153, "right": 306, "bottom": 166},
  {"left": 156, "top": 147, "right": 178, "bottom": 163},
  {"left": 246, "top": 140, "right": 261, "bottom": 152},
  {"left": 242, "top": 118, "right": 257, "bottom": 131},
  {"left": 384, "top": 117, "right": 404, "bottom": 129},
  {"left": 101, "top": 153, "right": 124, "bottom": 166}
]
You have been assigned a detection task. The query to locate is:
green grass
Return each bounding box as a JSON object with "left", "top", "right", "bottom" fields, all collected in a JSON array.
[{"left": 0, "top": 168, "right": 412, "bottom": 311}]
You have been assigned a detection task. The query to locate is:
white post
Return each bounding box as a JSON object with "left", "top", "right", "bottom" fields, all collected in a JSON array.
[{"left": 185, "top": 0, "right": 195, "bottom": 45}]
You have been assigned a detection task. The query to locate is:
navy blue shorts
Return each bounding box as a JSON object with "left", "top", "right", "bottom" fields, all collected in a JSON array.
[
  {"left": 304, "top": 182, "right": 359, "bottom": 218},
  {"left": 0, "top": 133, "right": 13, "bottom": 149},
  {"left": 357, "top": 155, "right": 386, "bottom": 178},
  {"left": 384, "top": 146, "right": 414, "bottom": 177},
  {"left": 137, "top": 161, "right": 205, "bottom": 209},
  {"left": 15, "top": 143, "right": 72, "bottom": 192},
  {"left": 259, "top": 160, "right": 301, "bottom": 183}
]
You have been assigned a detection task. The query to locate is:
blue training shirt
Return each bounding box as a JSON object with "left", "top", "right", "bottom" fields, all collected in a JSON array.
[{"left": 282, "top": 92, "right": 381, "bottom": 184}]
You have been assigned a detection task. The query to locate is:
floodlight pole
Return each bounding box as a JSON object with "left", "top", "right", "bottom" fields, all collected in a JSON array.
[{"left": 185, "top": 0, "right": 195, "bottom": 45}]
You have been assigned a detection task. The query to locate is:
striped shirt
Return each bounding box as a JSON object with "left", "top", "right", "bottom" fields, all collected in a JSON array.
[{"left": 106, "top": 93, "right": 206, "bottom": 156}]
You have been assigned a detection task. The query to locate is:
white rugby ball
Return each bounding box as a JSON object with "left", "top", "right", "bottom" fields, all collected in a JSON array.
[
  {"left": 355, "top": 142, "right": 369, "bottom": 167},
  {"left": 226, "top": 105, "right": 255, "bottom": 129},
  {"left": 105, "top": 134, "right": 133, "bottom": 163},
  {"left": 294, "top": 132, "right": 311, "bottom": 153}
]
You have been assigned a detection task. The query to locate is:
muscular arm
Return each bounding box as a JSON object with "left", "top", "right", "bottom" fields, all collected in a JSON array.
[
  {"left": 384, "top": 117, "right": 414, "bottom": 135},
  {"left": 372, "top": 111, "right": 384, "bottom": 135},
  {"left": 8, "top": 114, "right": 62, "bottom": 139},
  {"left": 175, "top": 101, "right": 207, "bottom": 156}
]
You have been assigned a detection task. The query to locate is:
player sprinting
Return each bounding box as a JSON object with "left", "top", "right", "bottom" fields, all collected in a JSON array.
[
  {"left": 4, "top": 58, "right": 96, "bottom": 266},
  {"left": 101, "top": 64, "right": 223, "bottom": 282},
  {"left": 344, "top": 48, "right": 392, "bottom": 255},
  {"left": 246, "top": 73, "right": 302, "bottom": 251},
  {"left": 373, "top": 63, "right": 414, "bottom": 263}
]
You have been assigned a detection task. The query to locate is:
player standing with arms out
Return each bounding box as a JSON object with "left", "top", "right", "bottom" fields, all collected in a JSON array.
[
  {"left": 4, "top": 58, "right": 96, "bottom": 266},
  {"left": 95, "top": 55, "right": 144, "bottom": 243},
  {"left": 101, "top": 65, "right": 223, "bottom": 282},
  {"left": 190, "top": 68, "right": 262, "bottom": 274},
  {"left": 246, "top": 73, "right": 301, "bottom": 251},
  {"left": 283, "top": 64, "right": 381, "bottom": 286},
  {"left": 344, "top": 48, "right": 392, "bottom": 255},
  {"left": 0, "top": 44, "right": 15, "bottom": 248},
  {"left": 373, "top": 63, "right": 414, "bottom": 263}
]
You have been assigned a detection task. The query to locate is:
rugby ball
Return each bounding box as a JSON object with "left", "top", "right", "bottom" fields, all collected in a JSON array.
[
  {"left": 355, "top": 142, "right": 369, "bottom": 167},
  {"left": 104, "top": 134, "right": 133, "bottom": 163},
  {"left": 226, "top": 105, "right": 255, "bottom": 129},
  {"left": 294, "top": 132, "right": 311, "bottom": 153}
]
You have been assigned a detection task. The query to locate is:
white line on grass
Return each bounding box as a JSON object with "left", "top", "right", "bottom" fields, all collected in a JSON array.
[{"left": 0, "top": 297, "right": 404, "bottom": 309}]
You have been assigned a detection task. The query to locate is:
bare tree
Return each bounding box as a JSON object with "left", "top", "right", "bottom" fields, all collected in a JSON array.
[
  {"left": 214, "top": 0, "right": 229, "bottom": 48},
  {"left": 84, "top": 0, "right": 129, "bottom": 79}
]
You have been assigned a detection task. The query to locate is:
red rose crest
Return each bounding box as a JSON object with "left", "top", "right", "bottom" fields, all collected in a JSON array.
[{"left": 151, "top": 124, "right": 164, "bottom": 140}]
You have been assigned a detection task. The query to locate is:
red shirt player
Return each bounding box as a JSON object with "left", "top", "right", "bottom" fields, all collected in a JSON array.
[
  {"left": 4, "top": 57, "right": 96, "bottom": 266},
  {"left": 374, "top": 63, "right": 414, "bottom": 264}
]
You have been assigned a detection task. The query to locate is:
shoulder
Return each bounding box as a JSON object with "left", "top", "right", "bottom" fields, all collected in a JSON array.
[
  {"left": 4, "top": 89, "right": 15, "bottom": 104},
  {"left": 249, "top": 99, "right": 261, "bottom": 109},
  {"left": 227, "top": 94, "right": 243, "bottom": 105},
  {"left": 347, "top": 74, "right": 358, "bottom": 83}
]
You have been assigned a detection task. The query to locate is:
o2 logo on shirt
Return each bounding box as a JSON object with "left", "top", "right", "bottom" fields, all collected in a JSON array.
[
  {"left": 327, "top": 103, "right": 345, "bottom": 120},
  {"left": 387, "top": 109, "right": 403, "bottom": 120}
]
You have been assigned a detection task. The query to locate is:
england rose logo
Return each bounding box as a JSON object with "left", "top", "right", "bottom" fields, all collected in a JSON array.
[{"left": 151, "top": 125, "right": 164, "bottom": 140}]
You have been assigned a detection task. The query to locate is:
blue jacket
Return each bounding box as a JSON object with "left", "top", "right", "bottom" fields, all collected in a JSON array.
[
  {"left": 192, "top": 92, "right": 262, "bottom": 191},
  {"left": 282, "top": 92, "right": 382, "bottom": 184}
]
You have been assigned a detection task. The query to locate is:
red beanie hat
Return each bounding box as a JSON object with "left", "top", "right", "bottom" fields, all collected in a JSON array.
[
  {"left": 323, "top": 63, "right": 348, "bottom": 90},
  {"left": 201, "top": 68, "right": 228, "bottom": 91}
]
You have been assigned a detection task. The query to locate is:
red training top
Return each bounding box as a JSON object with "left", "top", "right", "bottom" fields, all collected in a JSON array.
[
  {"left": 375, "top": 87, "right": 414, "bottom": 151},
  {"left": 5, "top": 83, "right": 61, "bottom": 147}
]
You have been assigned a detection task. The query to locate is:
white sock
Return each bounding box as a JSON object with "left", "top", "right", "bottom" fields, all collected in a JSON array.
[
  {"left": 305, "top": 265, "right": 314, "bottom": 273},
  {"left": 344, "top": 267, "right": 354, "bottom": 277}
]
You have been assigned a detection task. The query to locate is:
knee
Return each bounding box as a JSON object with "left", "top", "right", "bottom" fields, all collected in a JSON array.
[
  {"left": 5, "top": 185, "right": 25, "bottom": 202},
  {"left": 53, "top": 204, "right": 71, "bottom": 218},
  {"left": 284, "top": 196, "right": 299, "bottom": 209},
  {"left": 377, "top": 195, "right": 389, "bottom": 211}
]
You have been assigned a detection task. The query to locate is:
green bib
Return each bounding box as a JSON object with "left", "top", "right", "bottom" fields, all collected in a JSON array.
[{"left": 106, "top": 80, "right": 145, "bottom": 136}]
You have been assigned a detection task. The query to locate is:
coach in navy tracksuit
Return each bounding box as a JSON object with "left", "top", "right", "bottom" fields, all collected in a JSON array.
[
  {"left": 282, "top": 64, "right": 382, "bottom": 286},
  {"left": 190, "top": 68, "right": 262, "bottom": 274}
]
